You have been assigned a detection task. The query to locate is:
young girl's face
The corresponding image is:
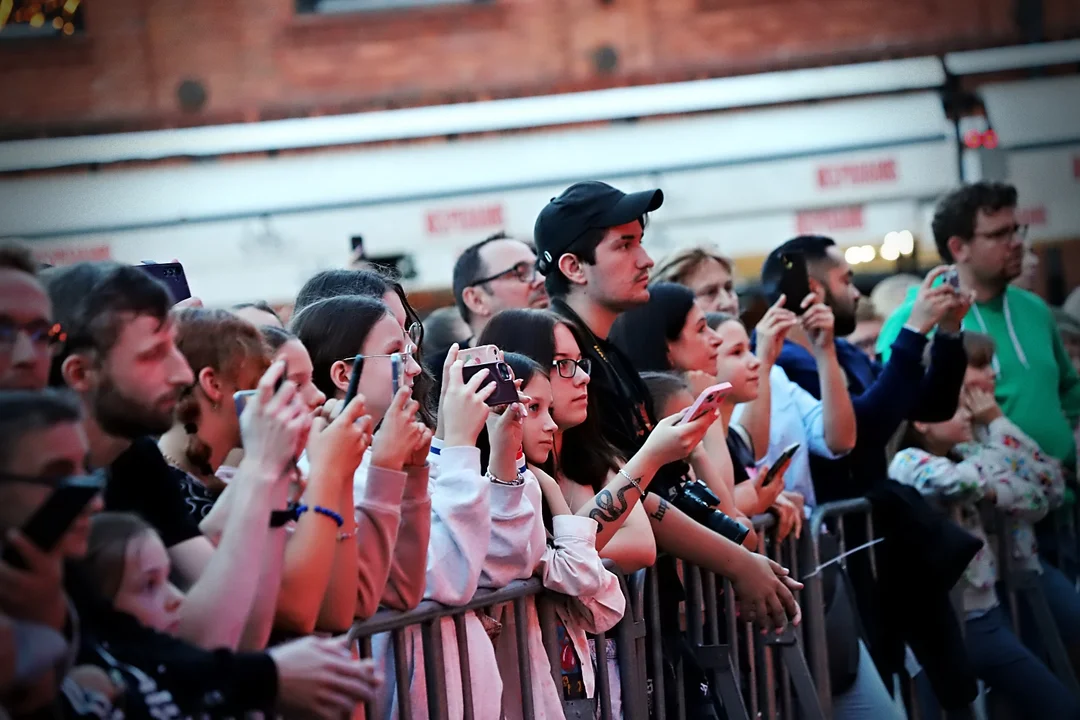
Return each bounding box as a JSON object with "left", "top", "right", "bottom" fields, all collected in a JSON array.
[
  {"left": 963, "top": 362, "right": 996, "bottom": 396},
  {"left": 712, "top": 320, "right": 760, "bottom": 403},
  {"left": 113, "top": 531, "right": 184, "bottom": 635},
  {"left": 521, "top": 374, "right": 558, "bottom": 466},
  {"left": 354, "top": 313, "right": 422, "bottom": 423},
  {"left": 277, "top": 339, "right": 326, "bottom": 411},
  {"left": 921, "top": 405, "right": 974, "bottom": 449},
  {"left": 550, "top": 323, "right": 591, "bottom": 430},
  {"left": 667, "top": 303, "right": 722, "bottom": 374}
]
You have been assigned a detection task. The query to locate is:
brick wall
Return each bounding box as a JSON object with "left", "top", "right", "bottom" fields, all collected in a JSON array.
[{"left": 1, "top": 0, "right": 1076, "bottom": 137}]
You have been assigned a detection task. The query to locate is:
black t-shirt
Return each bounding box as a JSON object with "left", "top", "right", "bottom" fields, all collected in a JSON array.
[
  {"left": 727, "top": 425, "right": 755, "bottom": 485},
  {"left": 169, "top": 465, "right": 220, "bottom": 527},
  {"left": 106, "top": 438, "right": 202, "bottom": 549}
]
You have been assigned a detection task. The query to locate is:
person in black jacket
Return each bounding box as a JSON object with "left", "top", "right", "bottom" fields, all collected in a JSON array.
[{"left": 759, "top": 236, "right": 981, "bottom": 711}]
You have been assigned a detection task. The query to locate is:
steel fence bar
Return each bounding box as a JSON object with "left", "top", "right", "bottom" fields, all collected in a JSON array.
[
  {"left": 421, "top": 618, "right": 449, "bottom": 720},
  {"left": 390, "top": 628, "right": 411, "bottom": 720},
  {"left": 452, "top": 613, "right": 475, "bottom": 720}
]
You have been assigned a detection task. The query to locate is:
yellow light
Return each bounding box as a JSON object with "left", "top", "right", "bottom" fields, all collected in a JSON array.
[
  {"left": 52, "top": 15, "right": 61, "bottom": 28},
  {"left": 29, "top": 11, "right": 44, "bottom": 27},
  {"left": 881, "top": 245, "right": 900, "bottom": 261},
  {"left": 897, "top": 230, "right": 915, "bottom": 255},
  {"left": 860, "top": 245, "right": 877, "bottom": 263},
  {"left": 62, "top": 21, "right": 73, "bottom": 34},
  {"left": 0, "top": 0, "right": 13, "bottom": 30},
  {"left": 845, "top": 246, "right": 863, "bottom": 265},
  {"left": 64, "top": 0, "right": 80, "bottom": 14}
]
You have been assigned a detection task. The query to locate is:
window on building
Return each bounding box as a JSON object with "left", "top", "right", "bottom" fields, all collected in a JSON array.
[
  {"left": 297, "top": 0, "right": 490, "bottom": 13},
  {"left": 0, "top": 0, "right": 85, "bottom": 38}
]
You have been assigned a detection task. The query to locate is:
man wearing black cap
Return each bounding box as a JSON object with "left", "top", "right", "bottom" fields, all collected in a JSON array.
[{"left": 537, "top": 181, "right": 801, "bottom": 623}]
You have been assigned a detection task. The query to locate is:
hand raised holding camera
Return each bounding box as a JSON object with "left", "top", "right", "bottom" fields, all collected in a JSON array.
[
  {"left": 908, "top": 266, "right": 959, "bottom": 334},
  {"left": 240, "top": 361, "right": 312, "bottom": 482},
  {"left": 371, "top": 387, "right": 423, "bottom": 472},
  {"left": 487, "top": 387, "right": 528, "bottom": 482},
  {"left": 306, "top": 394, "right": 373, "bottom": 486},
  {"left": 440, "top": 346, "right": 497, "bottom": 448}
]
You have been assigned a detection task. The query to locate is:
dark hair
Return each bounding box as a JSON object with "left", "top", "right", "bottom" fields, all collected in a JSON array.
[
  {"left": 641, "top": 371, "right": 691, "bottom": 414},
  {"left": 479, "top": 308, "right": 621, "bottom": 490},
  {"left": 474, "top": 352, "right": 547, "bottom": 471},
  {"left": 0, "top": 241, "right": 37, "bottom": 276},
  {"left": 760, "top": 235, "right": 837, "bottom": 300},
  {"left": 609, "top": 282, "right": 696, "bottom": 373},
  {"left": 0, "top": 388, "right": 82, "bottom": 471},
  {"left": 290, "top": 296, "right": 391, "bottom": 402},
  {"left": 452, "top": 231, "right": 509, "bottom": 324},
  {"left": 544, "top": 217, "right": 648, "bottom": 300},
  {"left": 233, "top": 300, "right": 282, "bottom": 323},
  {"left": 422, "top": 307, "right": 469, "bottom": 356},
  {"left": 260, "top": 325, "right": 296, "bottom": 353},
  {"left": 293, "top": 269, "right": 389, "bottom": 315},
  {"left": 42, "top": 262, "right": 172, "bottom": 388},
  {"left": 932, "top": 182, "right": 1018, "bottom": 263},
  {"left": 173, "top": 309, "right": 271, "bottom": 475},
  {"left": 962, "top": 331, "right": 994, "bottom": 369},
  {"left": 705, "top": 311, "right": 741, "bottom": 331},
  {"left": 83, "top": 512, "right": 155, "bottom": 601}
]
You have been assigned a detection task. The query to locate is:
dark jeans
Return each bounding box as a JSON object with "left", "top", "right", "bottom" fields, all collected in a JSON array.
[{"left": 967, "top": 605, "right": 1080, "bottom": 719}]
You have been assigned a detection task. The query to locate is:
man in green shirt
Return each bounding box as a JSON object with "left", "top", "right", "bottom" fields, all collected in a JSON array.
[{"left": 878, "top": 181, "right": 1080, "bottom": 471}]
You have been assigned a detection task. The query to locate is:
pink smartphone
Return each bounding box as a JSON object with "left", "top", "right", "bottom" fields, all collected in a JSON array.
[
  {"left": 458, "top": 344, "right": 502, "bottom": 366},
  {"left": 678, "top": 383, "right": 733, "bottom": 425}
]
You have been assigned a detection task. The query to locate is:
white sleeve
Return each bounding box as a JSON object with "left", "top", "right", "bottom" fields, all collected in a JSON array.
[
  {"left": 479, "top": 469, "right": 546, "bottom": 589},
  {"left": 423, "top": 445, "right": 491, "bottom": 606},
  {"left": 541, "top": 515, "right": 626, "bottom": 635}
]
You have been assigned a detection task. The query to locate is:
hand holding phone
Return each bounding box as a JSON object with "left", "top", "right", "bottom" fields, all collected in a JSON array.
[
  {"left": 776, "top": 253, "right": 812, "bottom": 316},
  {"left": 1, "top": 473, "right": 105, "bottom": 569},
  {"left": 760, "top": 442, "right": 800, "bottom": 488},
  {"left": 462, "top": 360, "right": 519, "bottom": 406},
  {"left": 136, "top": 262, "right": 192, "bottom": 304},
  {"left": 678, "top": 383, "right": 733, "bottom": 425}
]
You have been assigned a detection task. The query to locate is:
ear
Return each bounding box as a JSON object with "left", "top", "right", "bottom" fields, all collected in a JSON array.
[
  {"left": 807, "top": 275, "right": 826, "bottom": 303},
  {"left": 946, "top": 236, "right": 970, "bottom": 264},
  {"left": 61, "top": 352, "right": 95, "bottom": 394},
  {"left": 198, "top": 367, "right": 225, "bottom": 405},
  {"left": 329, "top": 360, "right": 351, "bottom": 396},
  {"left": 912, "top": 420, "right": 930, "bottom": 435},
  {"left": 461, "top": 285, "right": 489, "bottom": 319},
  {"left": 556, "top": 253, "right": 587, "bottom": 287}
]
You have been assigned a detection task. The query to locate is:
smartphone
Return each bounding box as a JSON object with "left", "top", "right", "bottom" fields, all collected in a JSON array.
[
  {"left": 342, "top": 354, "right": 364, "bottom": 406},
  {"left": 777, "top": 252, "right": 812, "bottom": 315},
  {"left": 137, "top": 262, "right": 192, "bottom": 304},
  {"left": 678, "top": 382, "right": 734, "bottom": 425},
  {"left": 390, "top": 352, "right": 402, "bottom": 397},
  {"left": 761, "top": 442, "right": 800, "bottom": 487},
  {"left": 1, "top": 473, "right": 106, "bottom": 569},
  {"left": 458, "top": 344, "right": 502, "bottom": 367},
  {"left": 350, "top": 235, "right": 365, "bottom": 256},
  {"left": 463, "top": 360, "right": 519, "bottom": 406},
  {"left": 943, "top": 268, "right": 960, "bottom": 290}
]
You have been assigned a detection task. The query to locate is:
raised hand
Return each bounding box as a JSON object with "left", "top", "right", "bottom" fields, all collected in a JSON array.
[
  {"left": 306, "top": 394, "right": 373, "bottom": 485},
  {"left": 440, "top": 348, "right": 497, "bottom": 449},
  {"left": 799, "top": 294, "right": 836, "bottom": 351},
  {"left": 641, "top": 408, "right": 721, "bottom": 469},
  {"left": 370, "top": 387, "right": 424, "bottom": 472},
  {"left": 755, "top": 295, "right": 799, "bottom": 368},
  {"left": 486, "top": 394, "right": 527, "bottom": 481},
  {"left": 404, "top": 425, "right": 435, "bottom": 469},
  {"left": 908, "top": 266, "right": 960, "bottom": 334},
  {"left": 241, "top": 361, "right": 312, "bottom": 482},
  {"left": 963, "top": 386, "right": 1003, "bottom": 426}
]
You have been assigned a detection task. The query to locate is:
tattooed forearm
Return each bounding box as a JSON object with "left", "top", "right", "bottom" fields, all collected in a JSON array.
[
  {"left": 588, "top": 484, "right": 635, "bottom": 532},
  {"left": 650, "top": 498, "right": 669, "bottom": 523}
]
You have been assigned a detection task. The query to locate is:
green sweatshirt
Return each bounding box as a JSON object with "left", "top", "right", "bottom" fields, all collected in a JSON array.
[{"left": 877, "top": 285, "right": 1080, "bottom": 470}]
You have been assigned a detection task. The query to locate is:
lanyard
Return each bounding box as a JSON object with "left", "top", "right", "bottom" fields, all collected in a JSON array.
[{"left": 967, "top": 295, "right": 1029, "bottom": 373}]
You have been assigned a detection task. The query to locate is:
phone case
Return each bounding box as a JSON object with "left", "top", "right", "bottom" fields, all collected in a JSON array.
[
  {"left": 458, "top": 344, "right": 502, "bottom": 367},
  {"left": 778, "top": 253, "right": 812, "bottom": 315},
  {"left": 679, "top": 383, "right": 733, "bottom": 424},
  {"left": 2, "top": 475, "right": 105, "bottom": 568},
  {"left": 391, "top": 353, "right": 401, "bottom": 396},
  {"left": 462, "top": 361, "right": 519, "bottom": 406}
]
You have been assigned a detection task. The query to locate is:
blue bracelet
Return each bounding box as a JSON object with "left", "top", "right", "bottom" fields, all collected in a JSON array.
[{"left": 296, "top": 504, "right": 345, "bottom": 528}]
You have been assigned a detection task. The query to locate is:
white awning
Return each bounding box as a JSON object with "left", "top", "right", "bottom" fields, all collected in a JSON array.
[
  {"left": 979, "top": 76, "right": 1080, "bottom": 149},
  {"left": 945, "top": 40, "right": 1080, "bottom": 75},
  {"left": 0, "top": 57, "right": 945, "bottom": 173}
]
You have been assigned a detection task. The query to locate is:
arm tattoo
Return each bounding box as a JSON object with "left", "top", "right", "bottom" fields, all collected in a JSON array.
[
  {"left": 650, "top": 498, "right": 669, "bottom": 523},
  {"left": 588, "top": 484, "right": 636, "bottom": 532}
]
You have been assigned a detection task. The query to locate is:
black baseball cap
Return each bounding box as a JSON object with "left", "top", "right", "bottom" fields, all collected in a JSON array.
[{"left": 534, "top": 181, "right": 664, "bottom": 274}]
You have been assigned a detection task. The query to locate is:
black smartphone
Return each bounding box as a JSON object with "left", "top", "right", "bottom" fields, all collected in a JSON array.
[
  {"left": 233, "top": 362, "right": 289, "bottom": 416},
  {"left": 462, "top": 361, "right": 519, "bottom": 406},
  {"left": 137, "top": 262, "right": 192, "bottom": 304},
  {"left": 350, "top": 235, "right": 365, "bottom": 257},
  {"left": 2, "top": 473, "right": 106, "bottom": 569},
  {"left": 343, "top": 354, "right": 365, "bottom": 406},
  {"left": 777, "top": 253, "right": 812, "bottom": 315},
  {"left": 761, "top": 442, "right": 800, "bottom": 487}
]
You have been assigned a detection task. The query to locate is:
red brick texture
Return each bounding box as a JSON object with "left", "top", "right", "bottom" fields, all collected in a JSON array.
[{"left": 1, "top": 0, "right": 1076, "bottom": 137}]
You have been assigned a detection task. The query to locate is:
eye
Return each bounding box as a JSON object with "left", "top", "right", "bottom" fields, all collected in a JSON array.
[{"left": 528, "top": 403, "right": 541, "bottom": 414}]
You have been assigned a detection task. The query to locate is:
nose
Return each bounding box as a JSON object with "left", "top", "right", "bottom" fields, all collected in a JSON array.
[
  {"left": 638, "top": 246, "right": 654, "bottom": 269},
  {"left": 575, "top": 366, "right": 590, "bottom": 386},
  {"left": 309, "top": 385, "right": 327, "bottom": 409},
  {"left": 165, "top": 582, "right": 185, "bottom": 612},
  {"left": 404, "top": 354, "right": 422, "bottom": 377},
  {"left": 84, "top": 493, "right": 105, "bottom": 517},
  {"left": 748, "top": 354, "right": 761, "bottom": 372},
  {"left": 170, "top": 347, "right": 195, "bottom": 385},
  {"left": 708, "top": 328, "right": 723, "bottom": 349},
  {"left": 11, "top": 331, "right": 38, "bottom": 365}
]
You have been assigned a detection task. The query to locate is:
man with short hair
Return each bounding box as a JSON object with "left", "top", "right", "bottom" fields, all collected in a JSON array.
[
  {"left": 878, "top": 182, "right": 1080, "bottom": 471},
  {"left": 0, "top": 242, "right": 56, "bottom": 391},
  {"left": 452, "top": 231, "right": 548, "bottom": 344},
  {"left": 537, "top": 182, "right": 800, "bottom": 606},
  {"left": 43, "top": 262, "right": 290, "bottom": 651}
]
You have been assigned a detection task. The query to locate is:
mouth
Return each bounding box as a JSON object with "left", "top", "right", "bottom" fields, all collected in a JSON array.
[{"left": 572, "top": 394, "right": 588, "bottom": 405}]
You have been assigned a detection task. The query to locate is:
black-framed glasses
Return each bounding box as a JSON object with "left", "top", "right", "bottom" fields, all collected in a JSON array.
[
  {"left": 975, "top": 223, "right": 1029, "bottom": 243},
  {"left": 468, "top": 261, "right": 538, "bottom": 288},
  {"left": 0, "top": 320, "right": 65, "bottom": 354},
  {"left": 552, "top": 357, "right": 591, "bottom": 379}
]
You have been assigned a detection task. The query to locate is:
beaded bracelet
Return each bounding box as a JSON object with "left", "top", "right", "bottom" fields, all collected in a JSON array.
[{"left": 296, "top": 504, "right": 345, "bottom": 528}]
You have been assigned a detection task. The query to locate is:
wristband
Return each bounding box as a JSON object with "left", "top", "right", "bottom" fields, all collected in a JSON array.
[
  {"left": 485, "top": 470, "right": 525, "bottom": 487},
  {"left": 270, "top": 502, "right": 301, "bottom": 528},
  {"left": 297, "top": 504, "right": 345, "bottom": 528},
  {"left": 619, "top": 469, "right": 644, "bottom": 495}
]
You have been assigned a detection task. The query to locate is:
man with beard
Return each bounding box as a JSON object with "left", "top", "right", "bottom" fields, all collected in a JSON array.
[
  {"left": 879, "top": 182, "right": 1080, "bottom": 473},
  {"left": 43, "top": 262, "right": 298, "bottom": 652}
]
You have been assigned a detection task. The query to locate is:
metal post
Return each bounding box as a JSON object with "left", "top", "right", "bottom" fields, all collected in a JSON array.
[
  {"left": 421, "top": 619, "right": 449, "bottom": 720},
  {"left": 453, "top": 613, "right": 475, "bottom": 720}
]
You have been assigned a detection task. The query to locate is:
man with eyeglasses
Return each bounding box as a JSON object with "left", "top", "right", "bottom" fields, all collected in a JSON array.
[
  {"left": 0, "top": 241, "right": 58, "bottom": 391},
  {"left": 452, "top": 231, "right": 548, "bottom": 342},
  {"left": 879, "top": 182, "right": 1080, "bottom": 475}
]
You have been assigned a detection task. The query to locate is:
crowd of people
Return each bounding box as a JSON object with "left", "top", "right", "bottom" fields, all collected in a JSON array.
[{"left": 1, "top": 176, "right": 1080, "bottom": 720}]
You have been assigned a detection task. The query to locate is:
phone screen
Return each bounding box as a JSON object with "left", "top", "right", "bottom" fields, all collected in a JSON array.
[
  {"left": 350, "top": 236, "right": 365, "bottom": 256},
  {"left": 137, "top": 262, "right": 192, "bottom": 304},
  {"left": 391, "top": 353, "right": 401, "bottom": 396},
  {"left": 777, "top": 253, "right": 812, "bottom": 315}
]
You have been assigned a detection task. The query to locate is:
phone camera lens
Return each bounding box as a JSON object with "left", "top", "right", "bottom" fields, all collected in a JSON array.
[{"left": 497, "top": 363, "right": 512, "bottom": 381}]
